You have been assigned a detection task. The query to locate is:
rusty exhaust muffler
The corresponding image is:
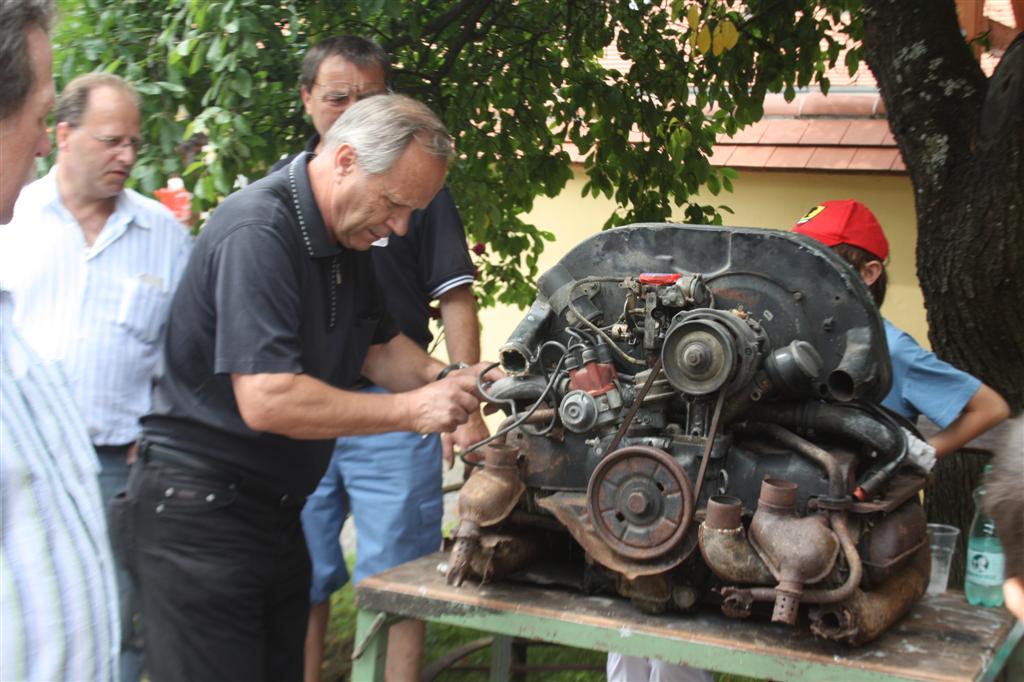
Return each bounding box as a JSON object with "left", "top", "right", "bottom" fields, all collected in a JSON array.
[
  {"left": 447, "top": 443, "right": 525, "bottom": 586},
  {"left": 698, "top": 496, "right": 774, "bottom": 585},
  {"left": 809, "top": 541, "right": 929, "bottom": 645},
  {"left": 718, "top": 478, "right": 867, "bottom": 626},
  {"left": 748, "top": 478, "right": 840, "bottom": 624}
]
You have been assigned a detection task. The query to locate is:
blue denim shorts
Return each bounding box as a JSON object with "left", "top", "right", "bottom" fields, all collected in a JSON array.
[{"left": 301, "top": 388, "right": 444, "bottom": 604}]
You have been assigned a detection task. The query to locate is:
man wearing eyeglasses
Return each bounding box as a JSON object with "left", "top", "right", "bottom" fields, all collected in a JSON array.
[
  {"left": 0, "top": 71, "right": 192, "bottom": 682},
  {"left": 271, "top": 36, "right": 488, "bottom": 682}
]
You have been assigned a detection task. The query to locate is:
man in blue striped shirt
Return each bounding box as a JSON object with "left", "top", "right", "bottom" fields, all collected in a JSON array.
[
  {"left": 0, "top": 0, "right": 120, "bottom": 679},
  {"left": 1, "top": 72, "right": 193, "bottom": 682}
]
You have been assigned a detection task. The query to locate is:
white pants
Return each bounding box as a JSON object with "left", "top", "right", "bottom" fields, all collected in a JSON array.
[{"left": 606, "top": 653, "right": 714, "bottom": 682}]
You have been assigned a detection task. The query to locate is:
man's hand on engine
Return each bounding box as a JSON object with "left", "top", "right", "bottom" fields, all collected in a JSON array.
[
  {"left": 403, "top": 373, "right": 481, "bottom": 434},
  {"left": 445, "top": 410, "right": 490, "bottom": 468},
  {"left": 458, "top": 361, "right": 505, "bottom": 398},
  {"left": 441, "top": 362, "right": 501, "bottom": 467}
]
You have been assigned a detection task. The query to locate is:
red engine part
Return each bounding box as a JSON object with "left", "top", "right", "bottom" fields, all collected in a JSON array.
[
  {"left": 638, "top": 272, "right": 682, "bottom": 286},
  {"left": 569, "top": 361, "right": 617, "bottom": 395}
]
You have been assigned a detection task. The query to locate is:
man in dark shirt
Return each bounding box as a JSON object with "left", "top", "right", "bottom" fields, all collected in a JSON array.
[
  {"left": 271, "top": 36, "right": 488, "bottom": 682},
  {"left": 116, "top": 94, "right": 490, "bottom": 682}
]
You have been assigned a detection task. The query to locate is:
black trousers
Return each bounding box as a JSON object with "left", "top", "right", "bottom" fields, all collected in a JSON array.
[{"left": 111, "top": 446, "right": 311, "bottom": 682}]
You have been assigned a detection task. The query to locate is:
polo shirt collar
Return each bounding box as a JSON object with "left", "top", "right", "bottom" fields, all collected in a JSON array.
[
  {"left": 304, "top": 134, "right": 320, "bottom": 155},
  {"left": 285, "top": 151, "right": 340, "bottom": 258}
]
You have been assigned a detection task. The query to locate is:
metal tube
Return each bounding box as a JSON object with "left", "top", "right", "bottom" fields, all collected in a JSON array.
[
  {"left": 802, "top": 513, "right": 863, "bottom": 604},
  {"left": 745, "top": 402, "right": 899, "bottom": 456},
  {"left": 736, "top": 422, "right": 845, "bottom": 499}
]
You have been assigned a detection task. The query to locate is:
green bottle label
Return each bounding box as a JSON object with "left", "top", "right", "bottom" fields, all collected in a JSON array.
[{"left": 967, "top": 550, "right": 1005, "bottom": 587}]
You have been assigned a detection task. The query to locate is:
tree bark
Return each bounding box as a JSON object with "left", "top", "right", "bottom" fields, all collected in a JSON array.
[{"left": 861, "top": 0, "right": 1024, "bottom": 583}]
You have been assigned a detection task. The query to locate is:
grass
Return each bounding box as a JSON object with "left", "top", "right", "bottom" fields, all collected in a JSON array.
[
  {"left": 319, "top": 579, "right": 606, "bottom": 682},
  {"left": 317, "top": 557, "right": 759, "bottom": 682}
]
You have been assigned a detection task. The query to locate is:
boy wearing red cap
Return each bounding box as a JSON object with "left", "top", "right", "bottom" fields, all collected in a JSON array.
[{"left": 794, "top": 199, "right": 1009, "bottom": 459}]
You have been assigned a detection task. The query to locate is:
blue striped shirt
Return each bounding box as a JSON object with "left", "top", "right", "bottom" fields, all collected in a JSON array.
[
  {"left": 1, "top": 287, "right": 120, "bottom": 681},
  {"left": 0, "top": 169, "right": 192, "bottom": 445}
]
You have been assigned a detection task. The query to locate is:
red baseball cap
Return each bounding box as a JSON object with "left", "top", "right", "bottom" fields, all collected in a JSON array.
[{"left": 793, "top": 199, "right": 889, "bottom": 261}]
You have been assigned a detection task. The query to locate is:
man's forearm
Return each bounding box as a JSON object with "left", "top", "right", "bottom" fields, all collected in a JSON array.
[
  {"left": 362, "top": 333, "right": 445, "bottom": 392},
  {"left": 439, "top": 285, "right": 480, "bottom": 365},
  {"left": 232, "top": 372, "right": 412, "bottom": 439},
  {"left": 930, "top": 383, "right": 1010, "bottom": 458},
  {"left": 232, "top": 369, "right": 482, "bottom": 440}
]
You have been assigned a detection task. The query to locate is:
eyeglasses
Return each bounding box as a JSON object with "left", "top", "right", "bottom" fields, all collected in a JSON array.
[
  {"left": 89, "top": 132, "right": 144, "bottom": 153},
  {"left": 313, "top": 83, "right": 389, "bottom": 109}
]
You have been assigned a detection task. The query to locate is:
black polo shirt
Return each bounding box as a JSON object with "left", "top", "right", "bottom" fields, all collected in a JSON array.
[
  {"left": 143, "top": 153, "right": 397, "bottom": 497},
  {"left": 271, "top": 137, "right": 474, "bottom": 349},
  {"left": 373, "top": 185, "right": 474, "bottom": 348}
]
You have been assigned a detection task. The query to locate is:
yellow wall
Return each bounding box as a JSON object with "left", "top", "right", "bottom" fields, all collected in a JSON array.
[{"left": 474, "top": 167, "right": 928, "bottom": 366}]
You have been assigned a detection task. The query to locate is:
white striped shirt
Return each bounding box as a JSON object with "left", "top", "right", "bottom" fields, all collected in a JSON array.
[
  {"left": 1, "top": 287, "right": 120, "bottom": 681},
  {"left": 0, "top": 169, "right": 192, "bottom": 445}
]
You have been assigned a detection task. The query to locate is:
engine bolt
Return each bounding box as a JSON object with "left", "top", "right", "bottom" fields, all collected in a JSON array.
[
  {"left": 626, "top": 491, "right": 650, "bottom": 514},
  {"left": 682, "top": 343, "right": 708, "bottom": 369}
]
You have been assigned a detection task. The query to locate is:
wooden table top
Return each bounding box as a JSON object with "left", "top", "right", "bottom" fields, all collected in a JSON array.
[{"left": 357, "top": 552, "right": 1021, "bottom": 682}]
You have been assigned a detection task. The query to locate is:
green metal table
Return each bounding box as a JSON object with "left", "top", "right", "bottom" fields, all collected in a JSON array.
[{"left": 352, "top": 552, "right": 1023, "bottom": 681}]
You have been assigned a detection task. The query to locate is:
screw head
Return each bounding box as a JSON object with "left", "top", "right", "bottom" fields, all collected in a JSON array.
[{"left": 626, "top": 491, "right": 650, "bottom": 515}]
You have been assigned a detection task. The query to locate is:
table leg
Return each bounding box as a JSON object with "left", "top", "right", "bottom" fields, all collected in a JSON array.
[
  {"left": 981, "top": 620, "right": 1024, "bottom": 682},
  {"left": 352, "top": 610, "right": 390, "bottom": 682},
  {"left": 489, "top": 634, "right": 513, "bottom": 682}
]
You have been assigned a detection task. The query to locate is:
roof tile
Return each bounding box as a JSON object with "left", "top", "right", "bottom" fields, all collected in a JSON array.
[
  {"left": 849, "top": 148, "right": 900, "bottom": 171},
  {"left": 766, "top": 146, "right": 815, "bottom": 168},
  {"left": 762, "top": 95, "right": 802, "bottom": 117},
  {"left": 707, "top": 144, "right": 736, "bottom": 165},
  {"left": 807, "top": 147, "right": 858, "bottom": 169},
  {"left": 800, "top": 120, "right": 852, "bottom": 144},
  {"left": 799, "top": 92, "right": 879, "bottom": 117},
  {"left": 760, "top": 120, "right": 810, "bottom": 144},
  {"left": 726, "top": 146, "right": 777, "bottom": 168},
  {"left": 839, "top": 120, "right": 892, "bottom": 146},
  {"left": 724, "top": 120, "right": 769, "bottom": 144}
]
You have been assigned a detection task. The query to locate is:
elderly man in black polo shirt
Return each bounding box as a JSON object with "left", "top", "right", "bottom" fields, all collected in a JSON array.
[{"left": 114, "top": 94, "right": 490, "bottom": 682}]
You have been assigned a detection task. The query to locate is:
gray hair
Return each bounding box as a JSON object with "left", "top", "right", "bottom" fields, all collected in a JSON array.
[
  {"left": 56, "top": 72, "right": 141, "bottom": 126},
  {"left": 984, "top": 418, "right": 1024, "bottom": 580},
  {"left": 0, "top": 0, "right": 56, "bottom": 121},
  {"left": 322, "top": 94, "right": 453, "bottom": 175}
]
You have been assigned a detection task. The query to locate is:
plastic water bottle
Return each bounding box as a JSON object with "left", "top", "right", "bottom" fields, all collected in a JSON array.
[{"left": 965, "top": 468, "right": 1005, "bottom": 607}]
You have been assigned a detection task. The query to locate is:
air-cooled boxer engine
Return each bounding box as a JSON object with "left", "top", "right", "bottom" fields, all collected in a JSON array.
[{"left": 448, "top": 224, "right": 931, "bottom": 645}]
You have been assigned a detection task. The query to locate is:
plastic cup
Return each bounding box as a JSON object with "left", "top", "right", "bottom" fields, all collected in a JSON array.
[{"left": 927, "top": 523, "right": 960, "bottom": 595}]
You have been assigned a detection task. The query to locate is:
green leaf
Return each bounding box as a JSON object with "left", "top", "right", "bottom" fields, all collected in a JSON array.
[
  {"left": 845, "top": 47, "right": 861, "bottom": 76},
  {"left": 188, "top": 44, "right": 205, "bottom": 75},
  {"left": 231, "top": 69, "right": 252, "bottom": 98},
  {"left": 232, "top": 115, "right": 252, "bottom": 136},
  {"left": 158, "top": 81, "right": 187, "bottom": 95},
  {"left": 207, "top": 36, "right": 224, "bottom": 63}
]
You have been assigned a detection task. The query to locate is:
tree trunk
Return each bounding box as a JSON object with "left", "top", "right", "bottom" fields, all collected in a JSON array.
[{"left": 861, "top": 0, "right": 1024, "bottom": 581}]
